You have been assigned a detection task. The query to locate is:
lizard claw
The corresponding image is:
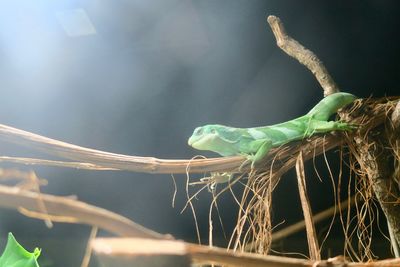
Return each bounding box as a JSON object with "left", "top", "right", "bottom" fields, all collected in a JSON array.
[{"left": 337, "top": 122, "right": 358, "bottom": 131}]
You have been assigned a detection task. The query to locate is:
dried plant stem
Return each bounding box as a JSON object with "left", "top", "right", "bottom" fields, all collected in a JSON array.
[
  {"left": 0, "top": 184, "right": 166, "bottom": 239},
  {"left": 243, "top": 197, "right": 355, "bottom": 253},
  {"left": 0, "top": 123, "right": 244, "bottom": 173},
  {"left": 81, "top": 227, "right": 98, "bottom": 267},
  {"left": 0, "top": 156, "right": 116, "bottom": 170},
  {"left": 267, "top": 15, "right": 339, "bottom": 96},
  {"left": 272, "top": 196, "right": 355, "bottom": 242},
  {"left": 92, "top": 237, "right": 400, "bottom": 267},
  {"left": 295, "top": 152, "right": 320, "bottom": 260}
]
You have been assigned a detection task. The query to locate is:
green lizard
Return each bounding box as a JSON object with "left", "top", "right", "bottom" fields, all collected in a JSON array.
[{"left": 188, "top": 92, "right": 357, "bottom": 168}]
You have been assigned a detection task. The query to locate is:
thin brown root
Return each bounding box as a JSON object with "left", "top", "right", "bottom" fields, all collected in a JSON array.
[
  {"left": 185, "top": 155, "right": 207, "bottom": 244},
  {"left": 18, "top": 207, "right": 79, "bottom": 223},
  {"left": 269, "top": 196, "right": 355, "bottom": 244},
  {"left": 80, "top": 226, "right": 98, "bottom": 267},
  {"left": 28, "top": 171, "right": 53, "bottom": 228},
  {"left": 170, "top": 174, "right": 177, "bottom": 208},
  {"left": 318, "top": 137, "right": 337, "bottom": 252}
]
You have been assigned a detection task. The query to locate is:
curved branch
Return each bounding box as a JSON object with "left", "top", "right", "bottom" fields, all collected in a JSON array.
[
  {"left": 0, "top": 123, "right": 339, "bottom": 174},
  {"left": 0, "top": 97, "right": 394, "bottom": 176},
  {"left": 267, "top": 15, "right": 339, "bottom": 96},
  {"left": 0, "top": 123, "right": 244, "bottom": 174}
]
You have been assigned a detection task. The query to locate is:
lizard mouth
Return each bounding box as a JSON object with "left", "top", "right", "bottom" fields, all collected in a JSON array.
[
  {"left": 187, "top": 136, "right": 195, "bottom": 146},
  {"left": 188, "top": 134, "right": 217, "bottom": 149}
]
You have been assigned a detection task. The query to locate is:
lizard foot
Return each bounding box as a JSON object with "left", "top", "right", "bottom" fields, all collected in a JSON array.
[
  {"left": 335, "top": 122, "right": 358, "bottom": 131},
  {"left": 245, "top": 154, "right": 257, "bottom": 170}
]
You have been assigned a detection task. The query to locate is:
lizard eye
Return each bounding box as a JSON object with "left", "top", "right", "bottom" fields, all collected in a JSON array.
[{"left": 210, "top": 129, "right": 216, "bottom": 134}]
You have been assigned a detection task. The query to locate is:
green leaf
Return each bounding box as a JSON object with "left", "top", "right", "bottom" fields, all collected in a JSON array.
[{"left": 0, "top": 233, "right": 41, "bottom": 267}]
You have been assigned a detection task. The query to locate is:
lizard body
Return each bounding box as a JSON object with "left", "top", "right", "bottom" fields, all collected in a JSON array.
[{"left": 188, "top": 92, "right": 356, "bottom": 166}]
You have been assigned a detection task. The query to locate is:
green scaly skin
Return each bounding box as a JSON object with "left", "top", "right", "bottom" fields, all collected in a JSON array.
[{"left": 188, "top": 92, "right": 357, "bottom": 168}]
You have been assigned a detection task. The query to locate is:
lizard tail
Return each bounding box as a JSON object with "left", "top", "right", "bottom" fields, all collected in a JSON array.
[{"left": 306, "top": 92, "right": 357, "bottom": 121}]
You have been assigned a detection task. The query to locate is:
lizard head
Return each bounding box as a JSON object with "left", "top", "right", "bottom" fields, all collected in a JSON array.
[{"left": 188, "top": 124, "right": 241, "bottom": 156}]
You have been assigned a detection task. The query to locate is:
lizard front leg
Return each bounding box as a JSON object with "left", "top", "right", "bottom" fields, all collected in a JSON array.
[{"left": 246, "top": 139, "right": 273, "bottom": 168}]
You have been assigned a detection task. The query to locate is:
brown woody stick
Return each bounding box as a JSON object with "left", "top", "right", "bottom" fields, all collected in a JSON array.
[
  {"left": 295, "top": 152, "right": 320, "bottom": 260},
  {"left": 92, "top": 237, "right": 400, "bottom": 267},
  {"left": 267, "top": 15, "right": 339, "bottom": 96},
  {"left": 0, "top": 122, "right": 338, "bottom": 174},
  {"left": 0, "top": 123, "right": 244, "bottom": 173}
]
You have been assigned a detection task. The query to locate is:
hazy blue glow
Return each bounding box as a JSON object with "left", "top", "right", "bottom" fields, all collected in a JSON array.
[
  {"left": 0, "top": 1, "right": 56, "bottom": 75},
  {"left": 56, "top": 8, "right": 96, "bottom": 37}
]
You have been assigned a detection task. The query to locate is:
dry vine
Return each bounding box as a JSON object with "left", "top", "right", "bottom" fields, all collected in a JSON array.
[
  {"left": 186, "top": 15, "right": 400, "bottom": 263},
  {"left": 342, "top": 97, "right": 400, "bottom": 260}
]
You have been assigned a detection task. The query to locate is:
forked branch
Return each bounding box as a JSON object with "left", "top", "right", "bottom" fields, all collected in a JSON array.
[{"left": 267, "top": 15, "right": 339, "bottom": 96}]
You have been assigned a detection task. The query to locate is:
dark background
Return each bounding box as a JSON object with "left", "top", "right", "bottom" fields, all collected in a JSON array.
[{"left": 0, "top": 1, "right": 399, "bottom": 266}]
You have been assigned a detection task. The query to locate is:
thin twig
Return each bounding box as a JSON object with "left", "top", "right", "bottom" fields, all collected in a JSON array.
[
  {"left": 295, "top": 152, "right": 320, "bottom": 261},
  {"left": 81, "top": 227, "right": 98, "bottom": 267},
  {"left": 0, "top": 156, "right": 116, "bottom": 170},
  {"left": 0, "top": 184, "right": 167, "bottom": 239},
  {"left": 27, "top": 171, "right": 53, "bottom": 228},
  {"left": 271, "top": 196, "right": 356, "bottom": 242},
  {"left": 244, "top": 196, "right": 356, "bottom": 253},
  {"left": 267, "top": 15, "right": 339, "bottom": 96}
]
